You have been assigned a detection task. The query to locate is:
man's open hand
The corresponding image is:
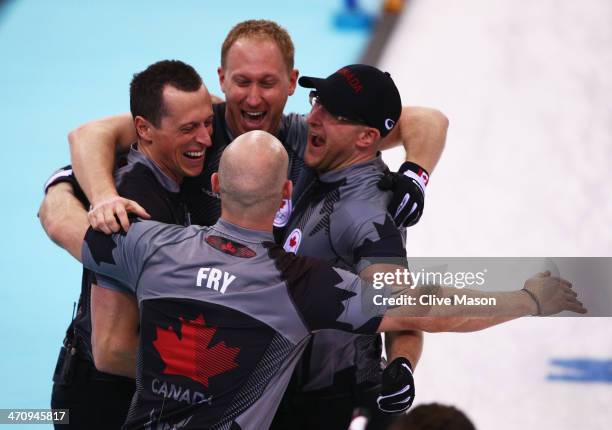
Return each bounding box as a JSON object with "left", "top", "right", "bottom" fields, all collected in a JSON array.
[{"left": 524, "top": 271, "right": 587, "bottom": 316}]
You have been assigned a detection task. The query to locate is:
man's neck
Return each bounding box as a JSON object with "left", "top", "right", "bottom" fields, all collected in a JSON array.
[
  {"left": 137, "top": 141, "right": 183, "bottom": 185},
  {"left": 320, "top": 152, "right": 377, "bottom": 175},
  {"left": 219, "top": 212, "right": 274, "bottom": 233}
]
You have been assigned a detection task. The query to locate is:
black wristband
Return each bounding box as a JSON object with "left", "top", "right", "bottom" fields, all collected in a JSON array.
[
  {"left": 522, "top": 288, "right": 541, "bottom": 316},
  {"left": 385, "top": 356, "right": 413, "bottom": 375},
  {"left": 398, "top": 161, "right": 429, "bottom": 191}
]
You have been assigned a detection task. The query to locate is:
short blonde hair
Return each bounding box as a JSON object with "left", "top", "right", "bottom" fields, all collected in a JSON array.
[{"left": 221, "top": 20, "right": 295, "bottom": 73}]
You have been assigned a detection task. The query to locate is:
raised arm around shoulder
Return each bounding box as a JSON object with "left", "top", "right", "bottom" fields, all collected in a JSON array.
[
  {"left": 69, "top": 113, "right": 136, "bottom": 206},
  {"left": 380, "top": 106, "right": 448, "bottom": 174},
  {"left": 69, "top": 114, "right": 150, "bottom": 233},
  {"left": 38, "top": 182, "right": 90, "bottom": 261}
]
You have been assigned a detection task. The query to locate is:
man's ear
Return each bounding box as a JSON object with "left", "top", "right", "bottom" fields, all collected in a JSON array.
[
  {"left": 282, "top": 179, "right": 293, "bottom": 201},
  {"left": 287, "top": 69, "right": 299, "bottom": 96},
  {"left": 134, "top": 116, "right": 153, "bottom": 142},
  {"left": 211, "top": 172, "right": 220, "bottom": 194},
  {"left": 218, "top": 67, "right": 227, "bottom": 94},
  {"left": 355, "top": 127, "right": 381, "bottom": 150}
]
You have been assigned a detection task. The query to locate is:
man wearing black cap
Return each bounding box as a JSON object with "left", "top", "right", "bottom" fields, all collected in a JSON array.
[{"left": 270, "top": 64, "right": 422, "bottom": 430}]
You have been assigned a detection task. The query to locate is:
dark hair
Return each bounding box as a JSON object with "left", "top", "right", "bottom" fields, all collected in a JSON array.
[
  {"left": 390, "top": 403, "right": 476, "bottom": 430},
  {"left": 130, "top": 60, "right": 203, "bottom": 127},
  {"left": 221, "top": 20, "right": 295, "bottom": 73}
]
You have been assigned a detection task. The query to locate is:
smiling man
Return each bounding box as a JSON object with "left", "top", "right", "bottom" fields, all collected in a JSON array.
[
  {"left": 41, "top": 60, "right": 213, "bottom": 429},
  {"left": 272, "top": 65, "right": 425, "bottom": 430},
  {"left": 218, "top": 23, "right": 298, "bottom": 135}
]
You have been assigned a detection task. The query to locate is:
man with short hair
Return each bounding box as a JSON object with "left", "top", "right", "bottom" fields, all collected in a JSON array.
[
  {"left": 62, "top": 130, "right": 583, "bottom": 430},
  {"left": 41, "top": 59, "right": 213, "bottom": 429}
]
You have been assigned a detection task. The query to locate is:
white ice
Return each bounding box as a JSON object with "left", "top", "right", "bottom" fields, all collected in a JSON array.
[{"left": 378, "top": 1, "right": 612, "bottom": 428}]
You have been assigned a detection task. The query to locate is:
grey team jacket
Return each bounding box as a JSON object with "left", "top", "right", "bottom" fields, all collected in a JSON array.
[
  {"left": 82, "top": 218, "right": 382, "bottom": 430},
  {"left": 280, "top": 156, "right": 407, "bottom": 391}
]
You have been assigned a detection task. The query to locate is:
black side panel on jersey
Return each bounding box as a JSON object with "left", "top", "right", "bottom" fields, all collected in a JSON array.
[
  {"left": 353, "top": 215, "right": 408, "bottom": 265},
  {"left": 126, "top": 298, "right": 288, "bottom": 430},
  {"left": 84, "top": 227, "right": 120, "bottom": 266},
  {"left": 118, "top": 163, "right": 187, "bottom": 226},
  {"left": 265, "top": 243, "right": 356, "bottom": 332}
]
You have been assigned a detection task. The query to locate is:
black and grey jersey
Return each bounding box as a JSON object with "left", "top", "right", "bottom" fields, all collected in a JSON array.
[
  {"left": 181, "top": 103, "right": 315, "bottom": 227},
  {"left": 281, "top": 156, "right": 408, "bottom": 391},
  {"left": 81, "top": 219, "right": 382, "bottom": 430},
  {"left": 46, "top": 146, "right": 189, "bottom": 364}
]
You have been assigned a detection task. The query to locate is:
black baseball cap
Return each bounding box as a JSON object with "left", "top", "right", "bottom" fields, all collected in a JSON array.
[{"left": 298, "top": 64, "right": 402, "bottom": 137}]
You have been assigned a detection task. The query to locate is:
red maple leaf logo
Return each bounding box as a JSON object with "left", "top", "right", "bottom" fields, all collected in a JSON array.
[
  {"left": 289, "top": 236, "right": 297, "bottom": 247},
  {"left": 152, "top": 314, "right": 240, "bottom": 387}
]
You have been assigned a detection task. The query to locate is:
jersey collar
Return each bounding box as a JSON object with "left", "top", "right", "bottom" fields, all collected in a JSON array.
[
  {"left": 212, "top": 218, "right": 274, "bottom": 243},
  {"left": 127, "top": 144, "right": 180, "bottom": 193},
  {"left": 318, "top": 154, "right": 386, "bottom": 183}
]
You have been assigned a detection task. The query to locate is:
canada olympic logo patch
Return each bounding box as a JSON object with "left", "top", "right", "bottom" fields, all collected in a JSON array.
[
  {"left": 283, "top": 228, "right": 302, "bottom": 253},
  {"left": 274, "top": 199, "right": 292, "bottom": 228}
]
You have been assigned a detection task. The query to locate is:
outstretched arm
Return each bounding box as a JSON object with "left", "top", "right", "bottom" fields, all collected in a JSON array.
[{"left": 378, "top": 271, "right": 586, "bottom": 333}]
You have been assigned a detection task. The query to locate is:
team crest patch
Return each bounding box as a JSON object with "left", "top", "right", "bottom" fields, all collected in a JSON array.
[
  {"left": 283, "top": 228, "right": 302, "bottom": 253},
  {"left": 273, "top": 199, "right": 292, "bottom": 228},
  {"left": 205, "top": 236, "right": 256, "bottom": 258}
]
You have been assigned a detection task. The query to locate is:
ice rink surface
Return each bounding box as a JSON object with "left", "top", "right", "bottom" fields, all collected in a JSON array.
[
  {"left": 381, "top": 0, "right": 612, "bottom": 257},
  {"left": 379, "top": 1, "right": 612, "bottom": 428}
]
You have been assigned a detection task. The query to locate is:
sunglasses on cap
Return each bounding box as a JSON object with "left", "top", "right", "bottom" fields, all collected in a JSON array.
[{"left": 308, "top": 91, "right": 367, "bottom": 126}]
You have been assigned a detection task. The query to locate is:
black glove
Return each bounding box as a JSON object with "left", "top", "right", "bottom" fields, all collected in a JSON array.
[
  {"left": 378, "top": 161, "right": 428, "bottom": 228},
  {"left": 376, "top": 357, "right": 415, "bottom": 414}
]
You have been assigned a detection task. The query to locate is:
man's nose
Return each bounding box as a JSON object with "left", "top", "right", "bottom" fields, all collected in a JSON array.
[
  {"left": 246, "top": 85, "right": 262, "bottom": 107},
  {"left": 195, "top": 124, "right": 212, "bottom": 147}
]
